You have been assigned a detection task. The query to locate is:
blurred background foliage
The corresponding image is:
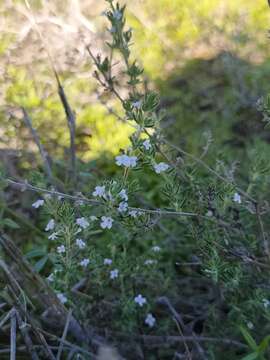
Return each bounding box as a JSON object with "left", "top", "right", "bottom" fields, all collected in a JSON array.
[{"left": 1, "top": 0, "right": 270, "bottom": 164}]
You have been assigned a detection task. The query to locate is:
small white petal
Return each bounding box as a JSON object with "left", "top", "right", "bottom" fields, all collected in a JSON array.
[
  {"left": 145, "top": 313, "right": 156, "bottom": 327},
  {"left": 143, "top": 139, "right": 151, "bottom": 150},
  {"left": 134, "top": 294, "right": 147, "bottom": 307},
  {"left": 233, "top": 192, "right": 241, "bottom": 204},
  {"left": 110, "top": 269, "right": 119, "bottom": 279},
  {"left": 104, "top": 258, "right": 113, "bottom": 265},
  {"left": 100, "top": 216, "right": 113, "bottom": 229},
  {"left": 118, "top": 201, "right": 128, "bottom": 213},
  {"left": 57, "top": 245, "right": 65, "bottom": 254},
  {"left": 45, "top": 219, "right": 55, "bottom": 231},
  {"left": 154, "top": 162, "right": 169, "bottom": 174},
  {"left": 80, "top": 258, "right": 90, "bottom": 267},
  {"left": 32, "top": 199, "right": 44, "bottom": 209},
  {"left": 47, "top": 273, "right": 54, "bottom": 282},
  {"left": 119, "top": 189, "right": 128, "bottom": 201},
  {"left": 57, "top": 293, "right": 67, "bottom": 304},
  {"left": 76, "top": 238, "right": 86, "bottom": 249},
  {"left": 115, "top": 155, "right": 138, "bottom": 168},
  {"left": 92, "top": 185, "right": 106, "bottom": 198},
  {"left": 76, "top": 217, "right": 89, "bottom": 229}
]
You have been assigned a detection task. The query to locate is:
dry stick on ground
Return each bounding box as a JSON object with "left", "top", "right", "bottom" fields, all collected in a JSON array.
[
  {"left": 172, "top": 318, "right": 192, "bottom": 360},
  {"left": 10, "top": 308, "right": 17, "bottom": 360},
  {"left": 0, "top": 309, "right": 12, "bottom": 329},
  {"left": 0, "top": 235, "right": 91, "bottom": 346},
  {"left": 97, "top": 329, "right": 247, "bottom": 350},
  {"left": 157, "top": 297, "right": 205, "bottom": 360},
  {"left": 0, "top": 345, "right": 74, "bottom": 356},
  {"left": 37, "top": 327, "right": 99, "bottom": 358},
  {"left": 22, "top": 107, "right": 54, "bottom": 185},
  {"left": 6, "top": 278, "right": 57, "bottom": 360},
  {"left": 56, "top": 309, "right": 73, "bottom": 360},
  {"left": 15, "top": 309, "right": 40, "bottom": 360}
]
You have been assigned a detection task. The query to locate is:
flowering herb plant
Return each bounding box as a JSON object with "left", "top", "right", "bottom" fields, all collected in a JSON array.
[{"left": 2, "top": 0, "right": 270, "bottom": 359}]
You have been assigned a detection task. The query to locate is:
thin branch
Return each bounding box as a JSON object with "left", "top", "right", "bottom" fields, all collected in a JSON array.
[
  {"left": 0, "top": 309, "right": 12, "bottom": 329},
  {"left": 4, "top": 178, "right": 210, "bottom": 220},
  {"left": 10, "top": 309, "right": 17, "bottom": 360},
  {"left": 98, "top": 329, "right": 248, "bottom": 350},
  {"left": 256, "top": 204, "right": 270, "bottom": 259},
  {"left": 162, "top": 138, "right": 257, "bottom": 204},
  {"left": 16, "top": 310, "right": 40, "bottom": 360},
  {"left": 57, "top": 309, "right": 72, "bottom": 360},
  {"left": 22, "top": 108, "right": 54, "bottom": 184},
  {"left": 57, "top": 82, "right": 77, "bottom": 186}
]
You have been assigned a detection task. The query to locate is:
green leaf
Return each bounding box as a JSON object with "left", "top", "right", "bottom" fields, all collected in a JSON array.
[
  {"left": 240, "top": 326, "right": 258, "bottom": 352},
  {"left": 258, "top": 334, "right": 270, "bottom": 353},
  {"left": 143, "top": 92, "right": 159, "bottom": 112},
  {"left": 25, "top": 248, "right": 46, "bottom": 259},
  {"left": 34, "top": 256, "right": 48, "bottom": 273},
  {"left": 240, "top": 353, "right": 259, "bottom": 360},
  {"left": 3, "top": 218, "right": 20, "bottom": 229}
]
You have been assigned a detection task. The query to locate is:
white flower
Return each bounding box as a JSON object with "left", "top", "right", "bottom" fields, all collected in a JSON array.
[
  {"left": 32, "top": 199, "right": 44, "bottom": 209},
  {"left": 76, "top": 217, "right": 89, "bottom": 229},
  {"left": 144, "top": 259, "right": 157, "bottom": 265},
  {"left": 104, "top": 258, "right": 113, "bottom": 265},
  {"left": 110, "top": 269, "right": 119, "bottom": 279},
  {"left": 57, "top": 293, "right": 67, "bottom": 304},
  {"left": 115, "top": 154, "right": 138, "bottom": 168},
  {"left": 152, "top": 246, "right": 161, "bottom": 252},
  {"left": 247, "top": 321, "right": 254, "bottom": 330},
  {"left": 119, "top": 189, "right": 128, "bottom": 201},
  {"left": 45, "top": 219, "right": 55, "bottom": 232},
  {"left": 57, "top": 245, "right": 65, "bottom": 254},
  {"left": 48, "top": 232, "right": 58, "bottom": 241},
  {"left": 113, "top": 10, "right": 122, "bottom": 20},
  {"left": 263, "top": 298, "right": 270, "bottom": 308},
  {"left": 100, "top": 216, "right": 113, "bottom": 229},
  {"left": 80, "top": 258, "right": 90, "bottom": 267},
  {"left": 47, "top": 273, "right": 54, "bottom": 282},
  {"left": 129, "top": 210, "right": 138, "bottom": 218},
  {"left": 143, "top": 139, "right": 151, "bottom": 150},
  {"left": 154, "top": 162, "right": 169, "bottom": 174},
  {"left": 233, "top": 192, "right": 241, "bottom": 204},
  {"left": 92, "top": 185, "right": 106, "bottom": 198},
  {"left": 206, "top": 210, "right": 213, "bottom": 217},
  {"left": 76, "top": 238, "right": 86, "bottom": 249},
  {"left": 118, "top": 201, "right": 128, "bottom": 213},
  {"left": 145, "top": 313, "right": 156, "bottom": 327},
  {"left": 132, "top": 100, "right": 142, "bottom": 109},
  {"left": 134, "top": 294, "right": 147, "bottom": 307}
]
